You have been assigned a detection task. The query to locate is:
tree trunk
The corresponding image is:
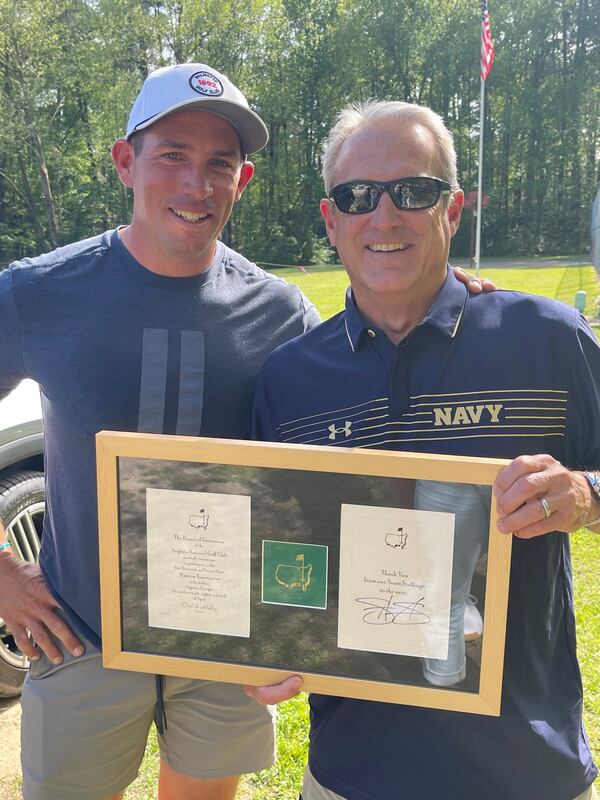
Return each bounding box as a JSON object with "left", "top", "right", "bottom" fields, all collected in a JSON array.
[
  {"left": 27, "top": 127, "right": 59, "bottom": 248},
  {"left": 17, "top": 155, "right": 46, "bottom": 247}
]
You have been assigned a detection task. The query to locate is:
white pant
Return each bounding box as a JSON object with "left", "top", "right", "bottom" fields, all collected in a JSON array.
[{"left": 414, "top": 480, "right": 490, "bottom": 686}]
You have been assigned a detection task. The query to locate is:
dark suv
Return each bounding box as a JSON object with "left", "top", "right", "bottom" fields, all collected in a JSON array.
[{"left": 0, "top": 380, "right": 44, "bottom": 696}]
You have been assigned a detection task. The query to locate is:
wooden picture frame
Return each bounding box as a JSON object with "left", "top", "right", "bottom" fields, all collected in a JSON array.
[{"left": 97, "top": 431, "right": 512, "bottom": 715}]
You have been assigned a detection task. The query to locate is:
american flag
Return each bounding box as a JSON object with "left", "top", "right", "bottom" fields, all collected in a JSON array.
[{"left": 480, "top": 0, "right": 494, "bottom": 81}]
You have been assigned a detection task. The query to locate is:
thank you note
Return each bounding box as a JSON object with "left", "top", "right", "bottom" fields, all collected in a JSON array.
[{"left": 338, "top": 503, "right": 454, "bottom": 658}]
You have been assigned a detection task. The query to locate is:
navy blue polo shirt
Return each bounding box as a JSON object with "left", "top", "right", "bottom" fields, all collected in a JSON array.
[{"left": 253, "top": 268, "right": 599, "bottom": 800}]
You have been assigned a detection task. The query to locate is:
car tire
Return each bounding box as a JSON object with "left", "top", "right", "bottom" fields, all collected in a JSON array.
[{"left": 0, "top": 470, "right": 44, "bottom": 697}]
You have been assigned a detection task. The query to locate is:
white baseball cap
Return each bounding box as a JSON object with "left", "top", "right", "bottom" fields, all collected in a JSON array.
[{"left": 126, "top": 63, "right": 269, "bottom": 155}]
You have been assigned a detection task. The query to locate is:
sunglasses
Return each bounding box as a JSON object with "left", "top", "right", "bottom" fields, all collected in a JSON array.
[{"left": 328, "top": 176, "right": 451, "bottom": 214}]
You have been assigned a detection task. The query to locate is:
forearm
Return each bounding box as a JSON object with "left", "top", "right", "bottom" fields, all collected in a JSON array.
[
  {"left": 581, "top": 471, "right": 600, "bottom": 533},
  {"left": 0, "top": 516, "right": 12, "bottom": 553},
  {"left": 0, "top": 516, "right": 18, "bottom": 574}
]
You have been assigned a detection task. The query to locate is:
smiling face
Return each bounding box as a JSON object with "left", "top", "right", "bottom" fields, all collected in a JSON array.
[
  {"left": 320, "top": 118, "right": 463, "bottom": 324},
  {"left": 112, "top": 109, "right": 253, "bottom": 276}
]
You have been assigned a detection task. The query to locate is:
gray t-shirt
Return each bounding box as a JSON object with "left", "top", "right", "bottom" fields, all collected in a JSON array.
[{"left": 0, "top": 230, "right": 319, "bottom": 642}]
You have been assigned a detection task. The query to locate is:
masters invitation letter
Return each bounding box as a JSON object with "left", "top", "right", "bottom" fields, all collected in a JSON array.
[
  {"left": 146, "top": 488, "right": 251, "bottom": 637},
  {"left": 338, "top": 503, "right": 454, "bottom": 659}
]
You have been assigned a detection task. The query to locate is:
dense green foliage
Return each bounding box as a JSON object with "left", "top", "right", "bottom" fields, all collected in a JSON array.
[{"left": 0, "top": 0, "right": 598, "bottom": 266}]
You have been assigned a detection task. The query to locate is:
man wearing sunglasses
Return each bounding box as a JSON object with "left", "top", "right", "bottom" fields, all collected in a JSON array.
[
  {"left": 0, "top": 65, "right": 491, "bottom": 800},
  {"left": 251, "top": 100, "right": 600, "bottom": 800}
]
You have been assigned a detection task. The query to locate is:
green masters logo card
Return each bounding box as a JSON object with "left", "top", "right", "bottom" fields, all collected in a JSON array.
[{"left": 261, "top": 540, "right": 328, "bottom": 609}]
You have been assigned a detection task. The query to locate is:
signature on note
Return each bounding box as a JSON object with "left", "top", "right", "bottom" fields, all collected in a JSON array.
[{"left": 355, "top": 594, "right": 431, "bottom": 625}]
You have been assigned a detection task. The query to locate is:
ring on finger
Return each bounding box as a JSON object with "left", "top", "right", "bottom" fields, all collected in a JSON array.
[{"left": 539, "top": 496, "right": 551, "bottom": 519}]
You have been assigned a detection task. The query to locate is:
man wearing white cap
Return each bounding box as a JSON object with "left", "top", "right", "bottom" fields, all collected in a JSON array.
[
  {"left": 0, "top": 64, "right": 488, "bottom": 799},
  {"left": 0, "top": 63, "right": 320, "bottom": 800}
]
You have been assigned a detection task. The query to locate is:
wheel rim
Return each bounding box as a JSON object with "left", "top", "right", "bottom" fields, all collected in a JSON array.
[
  {"left": 5, "top": 501, "right": 44, "bottom": 562},
  {"left": 0, "top": 624, "right": 28, "bottom": 669},
  {"left": 0, "top": 500, "right": 44, "bottom": 670}
]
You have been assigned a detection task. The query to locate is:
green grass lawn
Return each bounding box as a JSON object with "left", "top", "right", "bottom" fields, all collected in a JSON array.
[
  {"left": 268, "top": 261, "right": 599, "bottom": 318},
  {"left": 126, "top": 263, "right": 600, "bottom": 799}
]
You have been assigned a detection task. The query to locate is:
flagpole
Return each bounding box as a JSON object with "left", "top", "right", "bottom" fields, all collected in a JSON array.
[
  {"left": 474, "top": 76, "right": 485, "bottom": 277},
  {"left": 476, "top": 0, "right": 494, "bottom": 276}
]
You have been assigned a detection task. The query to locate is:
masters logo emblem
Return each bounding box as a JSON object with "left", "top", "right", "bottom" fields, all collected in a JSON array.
[
  {"left": 189, "top": 71, "right": 223, "bottom": 97},
  {"left": 188, "top": 509, "right": 209, "bottom": 530}
]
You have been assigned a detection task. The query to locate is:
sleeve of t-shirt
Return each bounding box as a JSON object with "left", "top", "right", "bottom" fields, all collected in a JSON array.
[
  {"left": 253, "top": 291, "right": 319, "bottom": 441},
  {"left": 0, "top": 267, "right": 27, "bottom": 400},
  {"left": 252, "top": 357, "right": 282, "bottom": 443},
  {"left": 564, "top": 315, "right": 600, "bottom": 470},
  {"left": 300, "top": 292, "right": 321, "bottom": 332}
]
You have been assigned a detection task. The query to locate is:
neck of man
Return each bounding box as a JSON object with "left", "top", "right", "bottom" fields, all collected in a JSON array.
[
  {"left": 353, "top": 275, "right": 446, "bottom": 347},
  {"left": 118, "top": 225, "right": 217, "bottom": 278}
]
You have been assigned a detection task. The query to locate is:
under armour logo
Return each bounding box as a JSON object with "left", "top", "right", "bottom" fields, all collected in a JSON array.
[{"left": 328, "top": 421, "right": 352, "bottom": 440}]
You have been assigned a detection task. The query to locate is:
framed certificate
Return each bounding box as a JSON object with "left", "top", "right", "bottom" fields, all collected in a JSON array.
[{"left": 97, "top": 431, "right": 512, "bottom": 715}]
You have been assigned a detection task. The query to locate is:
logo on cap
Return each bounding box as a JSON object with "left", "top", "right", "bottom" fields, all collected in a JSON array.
[{"left": 189, "top": 71, "right": 223, "bottom": 97}]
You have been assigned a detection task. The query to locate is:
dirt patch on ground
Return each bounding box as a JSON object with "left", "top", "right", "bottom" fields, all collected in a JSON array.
[{"left": 0, "top": 698, "right": 21, "bottom": 798}]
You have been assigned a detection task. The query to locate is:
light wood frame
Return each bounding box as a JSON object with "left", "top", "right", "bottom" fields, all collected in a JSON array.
[{"left": 97, "top": 430, "right": 512, "bottom": 716}]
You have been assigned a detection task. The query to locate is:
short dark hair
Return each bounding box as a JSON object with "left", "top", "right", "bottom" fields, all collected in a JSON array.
[{"left": 129, "top": 130, "right": 146, "bottom": 156}]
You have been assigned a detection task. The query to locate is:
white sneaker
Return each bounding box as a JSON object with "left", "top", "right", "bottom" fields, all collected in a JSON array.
[{"left": 464, "top": 595, "right": 483, "bottom": 641}]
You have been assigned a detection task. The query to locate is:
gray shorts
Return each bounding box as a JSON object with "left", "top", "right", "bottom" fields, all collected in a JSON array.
[
  {"left": 20, "top": 633, "right": 275, "bottom": 800},
  {"left": 300, "top": 767, "right": 600, "bottom": 800}
]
